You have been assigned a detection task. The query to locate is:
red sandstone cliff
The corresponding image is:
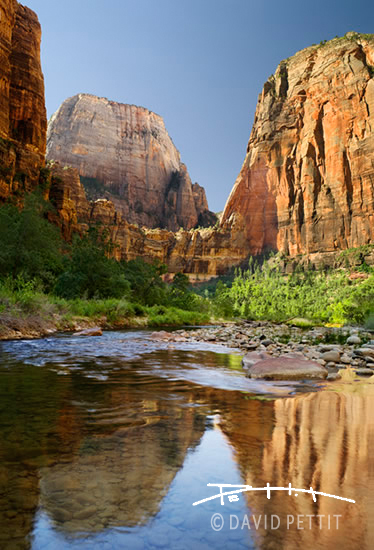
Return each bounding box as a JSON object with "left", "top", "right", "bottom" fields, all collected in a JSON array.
[
  {"left": 46, "top": 94, "right": 216, "bottom": 231},
  {"left": 222, "top": 33, "right": 374, "bottom": 257},
  {"left": 2, "top": 2, "right": 374, "bottom": 279},
  {"left": 0, "top": 0, "right": 46, "bottom": 199},
  {"left": 47, "top": 162, "right": 247, "bottom": 278}
]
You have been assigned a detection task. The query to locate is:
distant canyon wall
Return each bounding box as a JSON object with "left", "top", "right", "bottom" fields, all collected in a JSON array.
[{"left": 46, "top": 94, "right": 216, "bottom": 231}]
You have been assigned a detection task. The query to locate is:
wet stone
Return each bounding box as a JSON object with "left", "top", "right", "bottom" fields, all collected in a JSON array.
[{"left": 355, "top": 368, "right": 374, "bottom": 376}]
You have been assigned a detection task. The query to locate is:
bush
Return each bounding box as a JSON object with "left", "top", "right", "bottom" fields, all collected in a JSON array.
[
  {"left": 212, "top": 259, "right": 374, "bottom": 326},
  {"left": 145, "top": 305, "right": 209, "bottom": 326}
]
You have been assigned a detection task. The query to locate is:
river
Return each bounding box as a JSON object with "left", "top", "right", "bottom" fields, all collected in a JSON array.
[{"left": 0, "top": 329, "right": 372, "bottom": 550}]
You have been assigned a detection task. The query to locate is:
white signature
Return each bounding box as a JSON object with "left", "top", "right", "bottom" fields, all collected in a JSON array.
[{"left": 192, "top": 483, "right": 356, "bottom": 506}]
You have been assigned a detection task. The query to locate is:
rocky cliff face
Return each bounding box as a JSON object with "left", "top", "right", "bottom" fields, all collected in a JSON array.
[
  {"left": 46, "top": 94, "right": 215, "bottom": 231},
  {"left": 0, "top": 0, "right": 46, "bottom": 200},
  {"left": 222, "top": 33, "right": 374, "bottom": 257},
  {"left": 48, "top": 162, "right": 248, "bottom": 278}
]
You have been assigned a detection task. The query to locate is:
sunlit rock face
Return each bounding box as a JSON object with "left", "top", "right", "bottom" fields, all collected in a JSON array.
[
  {"left": 47, "top": 162, "right": 248, "bottom": 277},
  {"left": 47, "top": 94, "right": 215, "bottom": 231},
  {"left": 222, "top": 34, "right": 374, "bottom": 256},
  {"left": 0, "top": 0, "right": 47, "bottom": 200}
]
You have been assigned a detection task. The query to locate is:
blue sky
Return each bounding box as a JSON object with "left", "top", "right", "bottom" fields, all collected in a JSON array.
[{"left": 26, "top": 0, "right": 374, "bottom": 212}]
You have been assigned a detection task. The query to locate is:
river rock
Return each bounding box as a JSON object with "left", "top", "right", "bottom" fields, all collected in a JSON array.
[
  {"left": 354, "top": 348, "right": 374, "bottom": 358},
  {"left": 261, "top": 339, "right": 273, "bottom": 347},
  {"left": 150, "top": 331, "right": 174, "bottom": 341},
  {"left": 346, "top": 335, "right": 361, "bottom": 345},
  {"left": 355, "top": 368, "right": 374, "bottom": 376},
  {"left": 326, "top": 372, "right": 342, "bottom": 381},
  {"left": 246, "top": 357, "right": 328, "bottom": 380},
  {"left": 320, "top": 350, "right": 341, "bottom": 363},
  {"left": 74, "top": 327, "right": 103, "bottom": 337}
]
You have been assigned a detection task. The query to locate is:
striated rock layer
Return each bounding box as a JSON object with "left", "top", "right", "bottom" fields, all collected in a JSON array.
[
  {"left": 222, "top": 33, "right": 374, "bottom": 257},
  {"left": 48, "top": 162, "right": 248, "bottom": 278},
  {"left": 47, "top": 94, "right": 215, "bottom": 231},
  {"left": 0, "top": 0, "right": 46, "bottom": 200}
]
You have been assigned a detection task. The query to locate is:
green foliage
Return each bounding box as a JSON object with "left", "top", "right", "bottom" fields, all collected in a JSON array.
[
  {"left": 365, "top": 313, "right": 374, "bottom": 330},
  {"left": 145, "top": 305, "right": 209, "bottom": 326},
  {"left": 79, "top": 176, "right": 107, "bottom": 201},
  {"left": 55, "top": 228, "right": 130, "bottom": 299},
  {"left": 212, "top": 259, "right": 374, "bottom": 326},
  {"left": 39, "top": 166, "right": 51, "bottom": 192},
  {"left": 57, "top": 297, "right": 140, "bottom": 322},
  {"left": 121, "top": 258, "right": 168, "bottom": 306},
  {"left": 0, "top": 276, "right": 55, "bottom": 317},
  {"left": 0, "top": 192, "right": 64, "bottom": 290}
]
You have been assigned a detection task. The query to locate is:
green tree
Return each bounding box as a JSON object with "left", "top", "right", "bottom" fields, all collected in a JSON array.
[
  {"left": 121, "top": 258, "right": 168, "bottom": 306},
  {"left": 0, "top": 192, "right": 64, "bottom": 290},
  {"left": 55, "top": 227, "right": 130, "bottom": 299}
]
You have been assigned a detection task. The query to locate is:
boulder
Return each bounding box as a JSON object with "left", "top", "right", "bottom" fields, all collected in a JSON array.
[
  {"left": 246, "top": 357, "right": 328, "bottom": 380},
  {"left": 354, "top": 348, "right": 374, "bottom": 358}
]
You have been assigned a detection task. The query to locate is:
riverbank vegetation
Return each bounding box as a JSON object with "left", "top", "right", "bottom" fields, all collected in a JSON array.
[
  {"left": 209, "top": 257, "right": 374, "bottom": 327},
  {"left": 0, "top": 193, "right": 210, "bottom": 337},
  {"left": 0, "top": 191, "right": 373, "bottom": 337}
]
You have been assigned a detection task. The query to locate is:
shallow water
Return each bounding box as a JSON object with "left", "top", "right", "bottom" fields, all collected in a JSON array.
[{"left": 0, "top": 329, "right": 372, "bottom": 550}]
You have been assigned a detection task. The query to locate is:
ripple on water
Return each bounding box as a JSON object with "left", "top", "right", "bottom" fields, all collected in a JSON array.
[
  {"left": 0, "top": 330, "right": 319, "bottom": 396},
  {"left": 0, "top": 329, "right": 371, "bottom": 550}
]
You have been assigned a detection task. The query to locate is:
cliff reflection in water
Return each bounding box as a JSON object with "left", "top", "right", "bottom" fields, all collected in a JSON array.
[
  {"left": 39, "top": 392, "right": 205, "bottom": 533},
  {"left": 0, "top": 335, "right": 373, "bottom": 550},
  {"left": 220, "top": 384, "right": 374, "bottom": 550}
]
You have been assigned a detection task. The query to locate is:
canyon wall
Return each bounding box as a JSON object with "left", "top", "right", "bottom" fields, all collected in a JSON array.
[
  {"left": 46, "top": 94, "right": 215, "bottom": 231},
  {"left": 222, "top": 33, "right": 374, "bottom": 258},
  {"left": 0, "top": 0, "right": 46, "bottom": 200},
  {"left": 1, "top": 0, "right": 373, "bottom": 279},
  {"left": 48, "top": 162, "right": 248, "bottom": 278}
]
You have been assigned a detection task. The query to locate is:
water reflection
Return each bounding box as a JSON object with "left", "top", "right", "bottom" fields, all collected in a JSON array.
[
  {"left": 219, "top": 384, "right": 374, "bottom": 550},
  {"left": 0, "top": 331, "right": 372, "bottom": 549}
]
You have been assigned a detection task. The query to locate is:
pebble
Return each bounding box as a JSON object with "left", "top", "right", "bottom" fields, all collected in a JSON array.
[
  {"left": 326, "top": 372, "right": 342, "bottom": 381},
  {"left": 355, "top": 348, "right": 374, "bottom": 358},
  {"left": 320, "top": 350, "right": 341, "bottom": 363},
  {"left": 346, "top": 335, "right": 361, "bottom": 345},
  {"left": 261, "top": 339, "right": 273, "bottom": 347},
  {"left": 355, "top": 368, "right": 374, "bottom": 376}
]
